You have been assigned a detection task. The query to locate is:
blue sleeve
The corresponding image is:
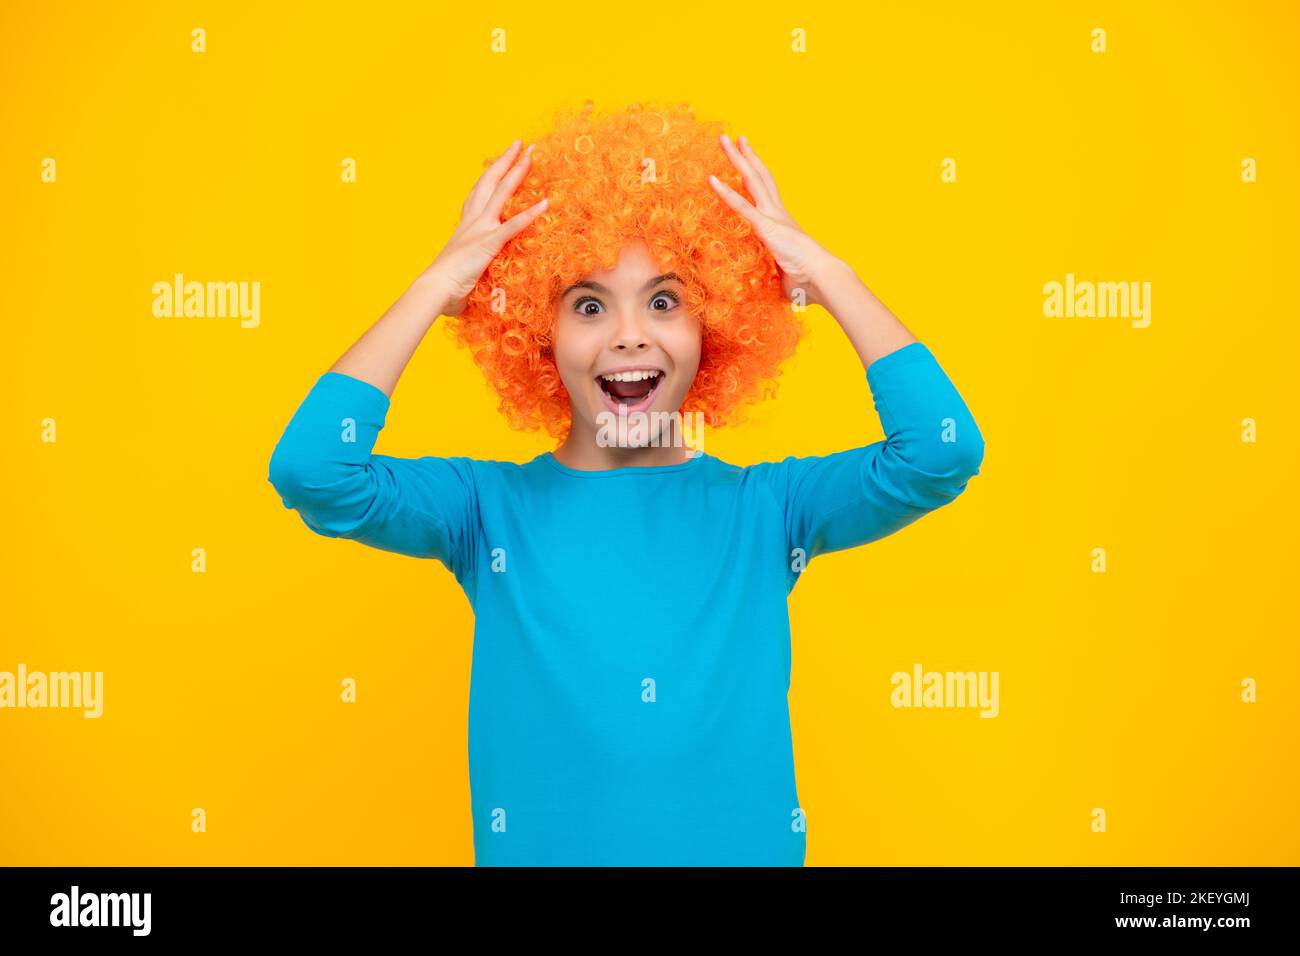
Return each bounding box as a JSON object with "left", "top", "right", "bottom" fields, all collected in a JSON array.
[
  {"left": 752, "top": 341, "right": 985, "bottom": 575},
  {"left": 266, "top": 371, "right": 479, "bottom": 582}
]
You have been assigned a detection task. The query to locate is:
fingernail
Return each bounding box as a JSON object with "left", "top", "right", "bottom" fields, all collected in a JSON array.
[
  {"left": 525, "top": 143, "right": 535, "bottom": 155},
  {"left": 738, "top": 135, "right": 748, "bottom": 147},
  {"left": 720, "top": 133, "right": 731, "bottom": 145}
]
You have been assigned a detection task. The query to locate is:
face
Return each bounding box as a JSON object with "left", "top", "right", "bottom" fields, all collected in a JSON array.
[{"left": 552, "top": 240, "right": 702, "bottom": 446}]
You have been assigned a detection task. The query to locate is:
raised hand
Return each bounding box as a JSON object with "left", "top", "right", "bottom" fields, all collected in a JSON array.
[
  {"left": 426, "top": 139, "right": 549, "bottom": 317},
  {"left": 708, "top": 134, "right": 840, "bottom": 308}
]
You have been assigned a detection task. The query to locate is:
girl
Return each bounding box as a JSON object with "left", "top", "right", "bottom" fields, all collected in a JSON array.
[{"left": 268, "top": 101, "right": 985, "bottom": 866}]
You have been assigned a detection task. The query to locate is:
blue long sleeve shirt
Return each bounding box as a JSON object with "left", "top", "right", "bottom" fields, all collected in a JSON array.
[{"left": 267, "top": 341, "right": 984, "bottom": 866}]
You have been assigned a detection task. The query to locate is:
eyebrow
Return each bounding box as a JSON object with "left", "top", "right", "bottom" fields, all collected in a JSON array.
[{"left": 562, "top": 272, "right": 683, "bottom": 298}]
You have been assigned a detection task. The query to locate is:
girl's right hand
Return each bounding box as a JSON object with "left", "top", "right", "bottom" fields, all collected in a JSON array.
[{"left": 424, "top": 139, "right": 549, "bottom": 317}]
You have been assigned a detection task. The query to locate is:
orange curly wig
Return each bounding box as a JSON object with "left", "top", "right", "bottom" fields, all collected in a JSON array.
[{"left": 443, "top": 100, "right": 806, "bottom": 443}]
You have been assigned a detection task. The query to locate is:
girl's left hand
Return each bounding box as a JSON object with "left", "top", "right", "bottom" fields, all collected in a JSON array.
[{"left": 709, "top": 134, "right": 841, "bottom": 308}]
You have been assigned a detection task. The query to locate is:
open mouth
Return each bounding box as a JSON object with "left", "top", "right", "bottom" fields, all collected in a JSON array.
[{"left": 596, "top": 368, "right": 664, "bottom": 414}]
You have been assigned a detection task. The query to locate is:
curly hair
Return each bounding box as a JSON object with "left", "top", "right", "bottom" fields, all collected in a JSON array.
[{"left": 443, "top": 100, "right": 805, "bottom": 442}]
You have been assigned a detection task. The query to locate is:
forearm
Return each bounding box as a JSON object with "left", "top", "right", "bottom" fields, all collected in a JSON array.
[
  {"left": 811, "top": 257, "right": 918, "bottom": 370},
  {"left": 329, "top": 269, "right": 452, "bottom": 398},
  {"left": 809, "top": 257, "right": 982, "bottom": 505}
]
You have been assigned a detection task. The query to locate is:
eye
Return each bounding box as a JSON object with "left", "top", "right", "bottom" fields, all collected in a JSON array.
[
  {"left": 650, "top": 290, "right": 680, "bottom": 311},
  {"left": 573, "top": 296, "right": 604, "bottom": 316}
]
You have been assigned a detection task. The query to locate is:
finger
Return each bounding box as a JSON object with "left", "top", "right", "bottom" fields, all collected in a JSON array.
[
  {"left": 736, "top": 136, "right": 784, "bottom": 207},
  {"left": 464, "top": 139, "right": 525, "bottom": 219},
  {"left": 708, "top": 174, "right": 764, "bottom": 228},
  {"left": 718, "top": 133, "right": 776, "bottom": 211},
  {"left": 465, "top": 140, "right": 526, "bottom": 218},
  {"left": 481, "top": 145, "right": 536, "bottom": 223},
  {"left": 494, "top": 196, "right": 549, "bottom": 244}
]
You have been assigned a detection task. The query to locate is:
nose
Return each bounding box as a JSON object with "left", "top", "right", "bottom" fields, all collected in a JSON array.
[{"left": 608, "top": 306, "right": 650, "bottom": 352}]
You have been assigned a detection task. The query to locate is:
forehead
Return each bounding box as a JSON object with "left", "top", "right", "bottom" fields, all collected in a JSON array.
[
  {"left": 560, "top": 242, "right": 687, "bottom": 300},
  {"left": 581, "top": 241, "right": 659, "bottom": 281}
]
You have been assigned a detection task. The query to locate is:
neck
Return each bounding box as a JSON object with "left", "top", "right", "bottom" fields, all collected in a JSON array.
[{"left": 552, "top": 417, "right": 695, "bottom": 471}]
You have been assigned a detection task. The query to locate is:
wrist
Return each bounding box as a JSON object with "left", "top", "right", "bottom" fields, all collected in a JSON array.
[
  {"left": 807, "top": 252, "right": 855, "bottom": 304},
  {"left": 407, "top": 268, "right": 455, "bottom": 318}
]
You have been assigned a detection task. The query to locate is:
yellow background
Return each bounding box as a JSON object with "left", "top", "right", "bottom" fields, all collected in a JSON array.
[{"left": 2, "top": 0, "right": 1296, "bottom": 865}]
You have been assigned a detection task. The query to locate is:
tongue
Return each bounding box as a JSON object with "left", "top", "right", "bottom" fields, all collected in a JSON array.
[{"left": 605, "top": 378, "right": 655, "bottom": 402}]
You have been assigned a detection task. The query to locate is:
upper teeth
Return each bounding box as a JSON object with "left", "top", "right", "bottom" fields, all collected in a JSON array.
[{"left": 600, "top": 370, "right": 661, "bottom": 382}]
